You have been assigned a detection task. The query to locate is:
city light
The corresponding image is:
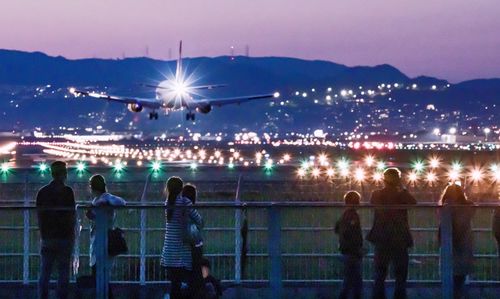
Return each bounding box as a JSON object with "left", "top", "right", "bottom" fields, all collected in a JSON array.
[
  {"left": 448, "top": 169, "right": 460, "bottom": 181},
  {"left": 326, "top": 168, "right": 335, "bottom": 177},
  {"left": 311, "top": 168, "right": 321, "bottom": 178}
]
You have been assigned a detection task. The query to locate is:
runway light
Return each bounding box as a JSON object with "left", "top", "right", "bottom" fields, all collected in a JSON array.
[
  {"left": 297, "top": 168, "right": 306, "bottom": 178},
  {"left": 326, "top": 168, "right": 335, "bottom": 177},
  {"left": 264, "top": 160, "right": 274, "bottom": 170},
  {"left": 469, "top": 168, "right": 483, "bottom": 182},
  {"left": 273, "top": 92, "right": 280, "bottom": 98},
  {"left": 376, "top": 161, "right": 386, "bottom": 171},
  {"left": 0, "top": 163, "right": 10, "bottom": 173},
  {"left": 429, "top": 156, "right": 440, "bottom": 169},
  {"left": 151, "top": 161, "right": 162, "bottom": 172},
  {"left": 311, "top": 168, "right": 321, "bottom": 178},
  {"left": 451, "top": 161, "right": 462, "bottom": 172},
  {"left": 337, "top": 158, "right": 349, "bottom": 171},
  {"left": 190, "top": 162, "right": 198, "bottom": 170},
  {"left": 114, "top": 162, "right": 124, "bottom": 172},
  {"left": 426, "top": 172, "right": 437, "bottom": 183},
  {"left": 408, "top": 171, "right": 418, "bottom": 183},
  {"left": 228, "top": 163, "right": 235, "bottom": 169},
  {"left": 364, "top": 155, "right": 375, "bottom": 167},
  {"left": 448, "top": 169, "right": 460, "bottom": 181},
  {"left": 412, "top": 160, "right": 425, "bottom": 172},
  {"left": 38, "top": 163, "right": 48, "bottom": 172},
  {"left": 373, "top": 172, "right": 383, "bottom": 183},
  {"left": 354, "top": 168, "right": 365, "bottom": 182},
  {"left": 76, "top": 161, "right": 86, "bottom": 172}
]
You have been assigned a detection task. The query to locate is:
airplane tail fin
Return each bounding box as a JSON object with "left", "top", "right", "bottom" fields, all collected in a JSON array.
[{"left": 175, "top": 40, "right": 182, "bottom": 81}]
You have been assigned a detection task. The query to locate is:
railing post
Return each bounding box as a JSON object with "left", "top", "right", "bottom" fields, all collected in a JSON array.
[
  {"left": 235, "top": 175, "right": 243, "bottom": 284},
  {"left": 268, "top": 205, "right": 282, "bottom": 298},
  {"left": 139, "top": 174, "right": 151, "bottom": 286},
  {"left": 95, "top": 207, "right": 109, "bottom": 299},
  {"left": 440, "top": 205, "right": 453, "bottom": 299},
  {"left": 23, "top": 175, "right": 30, "bottom": 285}
]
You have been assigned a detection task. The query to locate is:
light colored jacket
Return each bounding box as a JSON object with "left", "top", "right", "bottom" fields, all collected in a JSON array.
[{"left": 89, "top": 193, "right": 126, "bottom": 266}]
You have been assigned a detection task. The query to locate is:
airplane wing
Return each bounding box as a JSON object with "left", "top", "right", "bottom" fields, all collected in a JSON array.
[
  {"left": 141, "top": 83, "right": 227, "bottom": 91},
  {"left": 198, "top": 92, "right": 280, "bottom": 107},
  {"left": 69, "top": 88, "right": 161, "bottom": 109}
]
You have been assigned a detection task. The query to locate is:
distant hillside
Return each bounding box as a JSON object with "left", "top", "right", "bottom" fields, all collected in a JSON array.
[{"left": 0, "top": 49, "right": 498, "bottom": 134}]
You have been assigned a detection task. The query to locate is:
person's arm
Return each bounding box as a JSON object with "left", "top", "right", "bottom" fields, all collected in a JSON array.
[{"left": 186, "top": 198, "right": 203, "bottom": 228}]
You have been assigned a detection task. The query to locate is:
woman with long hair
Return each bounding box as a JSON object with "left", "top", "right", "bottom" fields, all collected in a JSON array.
[
  {"left": 161, "top": 177, "right": 203, "bottom": 299},
  {"left": 439, "top": 183, "right": 475, "bottom": 299}
]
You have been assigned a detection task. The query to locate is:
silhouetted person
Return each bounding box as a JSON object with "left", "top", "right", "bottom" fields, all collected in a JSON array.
[
  {"left": 335, "top": 191, "right": 363, "bottom": 299},
  {"left": 86, "top": 174, "right": 126, "bottom": 299},
  {"left": 493, "top": 208, "right": 500, "bottom": 257},
  {"left": 182, "top": 183, "right": 204, "bottom": 297},
  {"left": 36, "top": 161, "right": 76, "bottom": 299},
  {"left": 367, "top": 168, "right": 416, "bottom": 299},
  {"left": 161, "top": 177, "right": 203, "bottom": 299},
  {"left": 439, "top": 184, "right": 475, "bottom": 299}
]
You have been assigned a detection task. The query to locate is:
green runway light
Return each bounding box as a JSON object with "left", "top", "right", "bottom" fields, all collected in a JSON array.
[
  {"left": 227, "top": 163, "right": 235, "bottom": 169},
  {"left": 412, "top": 160, "right": 425, "bottom": 172},
  {"left": 0, "top": 163, "right": 10, "bottom": 173},
  {"left": 376, "top": 161, "right": 386, "bottom": 171},
  {"left": 76, "top": 161, "right": 86, "bottom": 172},
  {"left": 337, "top": 158, "right": 349, "bottom": 170},
  {"left": 114, "top": 162, "right": 125, "bottom": 172},
  {"left": 190, "top": 162, "right": 198, "bottom": 170},
  {"left": 38, "top": 162, "right": 48, "bottom": 173},
  {"left": 264, "top": 160, "right": 274, "bottom": 170},
  {"left": 300, "top": 160, "right": 310, "bottom": 170},
  {"left": 451, "top": 161, "right": 462, "bottom": 172},
  {"left": 151, "top": 161, "right": 162, "bottom": 172}
]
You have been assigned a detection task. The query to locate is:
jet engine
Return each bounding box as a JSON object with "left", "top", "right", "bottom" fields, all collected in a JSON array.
[
  {"left": 127, "top": 103, "right": 143, "bottom": 112},
  {"left": 196, "top": 104, "right": 212, "bottom": 114}
]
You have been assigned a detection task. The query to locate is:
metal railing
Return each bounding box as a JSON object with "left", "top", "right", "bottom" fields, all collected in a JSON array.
[{"left": 1, "top": 202, "right": 499, "bottom": 299}]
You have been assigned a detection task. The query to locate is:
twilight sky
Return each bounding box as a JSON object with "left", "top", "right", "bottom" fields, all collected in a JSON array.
[{"left": 1, "top": 0, "right": 499, "bottom": 82}]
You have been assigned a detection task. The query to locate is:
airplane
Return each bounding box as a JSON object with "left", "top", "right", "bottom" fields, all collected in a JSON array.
[{"left": 69, "top": 41, "right": 280, "bottom": 121}]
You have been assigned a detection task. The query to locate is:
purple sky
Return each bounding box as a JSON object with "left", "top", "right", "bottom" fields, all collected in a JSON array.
[{"left": 1, "top": 0, "right": 499, "bottom": 82}]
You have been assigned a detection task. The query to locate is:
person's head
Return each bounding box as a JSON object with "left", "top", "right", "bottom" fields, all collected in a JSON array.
[
  {"left": 182, "top": 184, "right": 197, "bottom": 204},
  {"left": 89, "top": 174, "right": 107, "bottom": 196},
  {"left": 344, "top": 191, "right": 361, "bottom": 206},
  {"left": 166, "top": 176, "right": 183, "bottom": 221},
  {"left": 440, "top": 183, "right": 468, "bottom": 205},
  {"left": 200, "top": 258, "right": 211, "bottom": 279},
  {"left": 50, "top": 161, "right": 67, "bottom": 181},
  {"left": 383, "top": 167, "right": 401, "bottom": 187}
]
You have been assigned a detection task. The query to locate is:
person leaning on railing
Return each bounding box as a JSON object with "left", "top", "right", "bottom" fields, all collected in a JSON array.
[
  {"left": 439, "top": 183, "right": 475, "bottom": 299},
  {"left": 36, "top": 161, "right": 76, "bottom": 299},
  {"left": 366, "top": 167, "right": 417, "bottom": 299},
  {"left": 161, "top": 177, "right": 203, "bottom": 299}
]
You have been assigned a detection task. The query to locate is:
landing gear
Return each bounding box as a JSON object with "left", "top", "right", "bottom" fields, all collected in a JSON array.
[
  {"left": 149, "top": 111, "right": 159, "bottom": 120},
  {"left": 186, "top": 112, "right": 195, "bottom": 121}
]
